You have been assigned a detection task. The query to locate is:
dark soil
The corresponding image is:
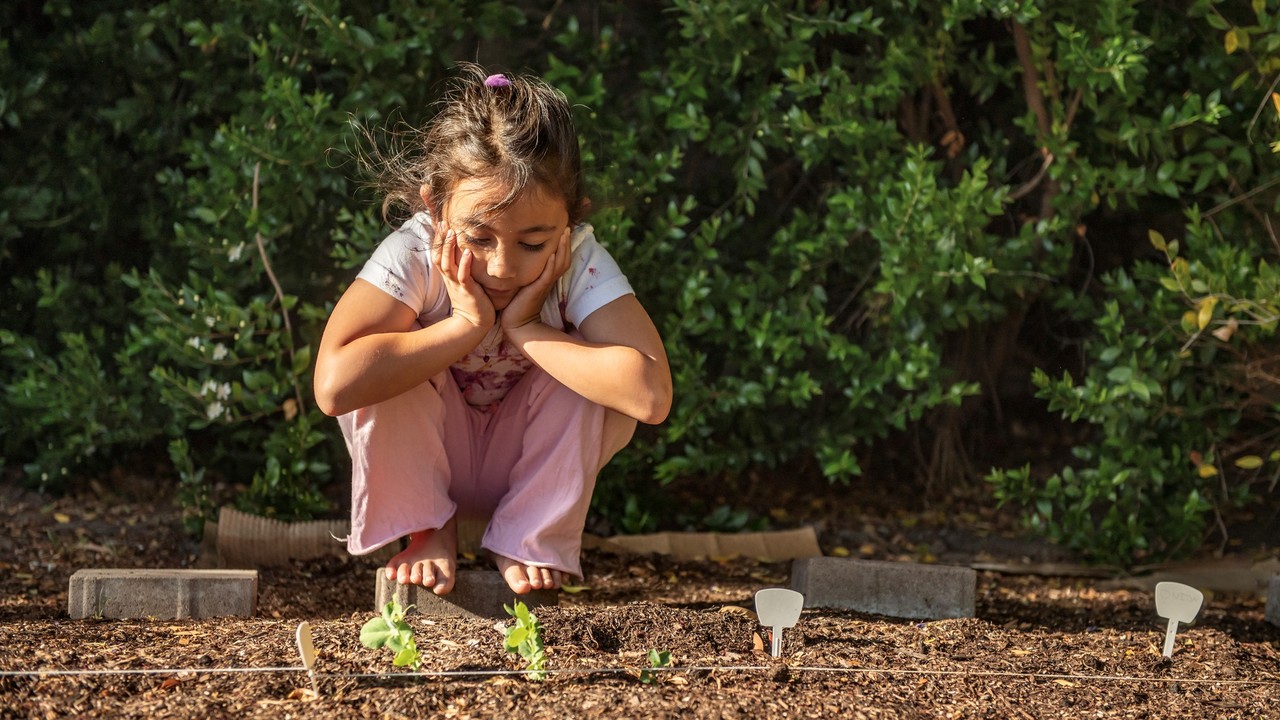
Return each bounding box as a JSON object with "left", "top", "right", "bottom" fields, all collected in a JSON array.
[{"left": 2, "top": 476, "right": 1279, "bottom": 719}]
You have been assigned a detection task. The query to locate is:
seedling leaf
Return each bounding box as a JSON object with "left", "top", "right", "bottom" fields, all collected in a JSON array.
[{"left": 360, "top": 616, "right": 398, "bottom": 650}]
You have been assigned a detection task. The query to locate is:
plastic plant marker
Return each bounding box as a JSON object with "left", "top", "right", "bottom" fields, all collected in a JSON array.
[
  {"left": 295, "top": 621, "right": 319, "bottom": 695},
  {"left": 755, "top": 588, "right": 804, "bottom": 658},
  {"left": 1154, "top": 582, "right": 1204, "bottom": 659}
]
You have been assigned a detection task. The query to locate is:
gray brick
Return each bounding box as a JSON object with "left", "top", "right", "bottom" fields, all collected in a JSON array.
[
  {"left": 791, "top": 557, "right": 975, "bottom": 620},
  {"left": 375, "top": 570, "right": 557, "bottom": 619},
  {"left": 69, "top": 569, "right": 257, "bottom": 620},
  {"left": 1267, "top": 575, "right": 1280, "bottom": 628}
]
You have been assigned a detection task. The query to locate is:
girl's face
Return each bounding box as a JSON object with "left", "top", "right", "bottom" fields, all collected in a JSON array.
[{"left": 441, "top": 179, "right": 569, "bottom": 311}]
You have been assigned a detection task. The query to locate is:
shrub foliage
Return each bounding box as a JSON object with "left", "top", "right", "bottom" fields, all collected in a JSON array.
[{"left": 2, "top": 0, "right": 1276, "bottom": 563}]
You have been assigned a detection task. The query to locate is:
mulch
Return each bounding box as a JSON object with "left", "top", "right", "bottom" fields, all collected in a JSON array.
[{"left": 2, "top": 478, "right": 1278, "bottom": 719}]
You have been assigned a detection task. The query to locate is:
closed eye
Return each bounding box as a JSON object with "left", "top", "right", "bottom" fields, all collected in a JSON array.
[
  {"left": 520, "top": 241, "right": 549, "bottom": 252},
  {"left": 460, "top": 234, "right": 493, "bottom": 248}
]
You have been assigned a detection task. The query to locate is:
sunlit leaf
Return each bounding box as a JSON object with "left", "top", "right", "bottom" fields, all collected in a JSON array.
[
  {"left": 1148, "top": 229, "right": 1166, "bottom": 252},
  {"left": 1234, "top": 456, "right": 1264, "bottom": 470},
  {"left": 1197, "top": 297, "right": 1217, "bottom": 330},
  {"left": 1198, "top": 464, "right": 1219, "bottom": 478},
  {"left": 1225, "top": 29, "right": 1239, "bottom": 54},
  {"left": 1212, "top": 318, "right": 1238, "bottom": 342},
  {"left": 359, "top": 617, "right": 396, "bottom": 649}
]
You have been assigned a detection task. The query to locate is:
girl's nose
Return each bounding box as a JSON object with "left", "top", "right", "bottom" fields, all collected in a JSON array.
[{"left": 486, "top": 249, "right": 515, "bottom": 278}]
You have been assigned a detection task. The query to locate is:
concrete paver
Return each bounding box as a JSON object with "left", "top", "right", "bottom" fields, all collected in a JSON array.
[
  {"left": 791, "top": 557, "right": 976, "bottom": 620},
  {"left": 375, "top": 570, "right": 557, "bottom": 618},
  {"left": 68, "top": 569, "right": 258, "bottom": 619}
]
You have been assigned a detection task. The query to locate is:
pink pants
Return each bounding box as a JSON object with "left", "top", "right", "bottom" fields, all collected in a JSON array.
[{"left": 338, "top": 366, "right": 636, "bottom": 577}]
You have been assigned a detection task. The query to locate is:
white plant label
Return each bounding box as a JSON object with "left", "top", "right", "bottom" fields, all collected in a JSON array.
[
  {"left": 755, "top": 588, "right": 805, "bottom": 658},
  {"left": 296, "top": 621, "right": 319, "bottom": 694},
  {"left": 1154, "top": 581, "right": 1203, "bottom": 659}
]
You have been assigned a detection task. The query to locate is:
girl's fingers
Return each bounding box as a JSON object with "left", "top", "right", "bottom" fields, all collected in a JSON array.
[
  {"left": 537, "top": 227, "right": 573, "bottom": 285},
  {"left": 458, "top": 248, "right": 473, "bottom": 284},
  {"left": 436, "top": 229, "right": 453, "bottom": 275},
  {"left": 557, "top": 227, "right": 572, "bottom": 274}
]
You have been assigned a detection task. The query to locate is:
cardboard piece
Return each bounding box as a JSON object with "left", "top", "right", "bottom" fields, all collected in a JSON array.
[
  {"left": 209, "top": 506, "right": 821, "bottom": 567},
  {"left": 1101, "top": 557, "right": 1280, "bottom": 595},
  {"left": 582, "top": 526, "right": 822, "bottom": 561},
  {"left": 211, "top": 506, "right": 486, "bottom": 568}
]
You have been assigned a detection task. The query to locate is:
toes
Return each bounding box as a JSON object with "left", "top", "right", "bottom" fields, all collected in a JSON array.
[
  {"left": 395, "top": 563, "right": 412, "bottom": 585},
  {"left": 431, "top": 570, "right": 455, "bottom": 596},
  {"left": 411, "top": 561, "right": 436, "bottom": 588},
  {"left": 502, "top": 565, "right": 533, "bottom": 594}
]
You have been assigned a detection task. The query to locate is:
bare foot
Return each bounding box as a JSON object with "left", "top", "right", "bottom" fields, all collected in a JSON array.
[
  {"left": 385, "top": 516, "right": 458, "bottom": 595},
  {"left": 494, "top": 554, "right": 566, "bottom": 595}
]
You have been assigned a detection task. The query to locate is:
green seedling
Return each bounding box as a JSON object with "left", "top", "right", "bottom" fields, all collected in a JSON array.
[
  {"left": 360, "top": 599, "right": 421, "bottom": 671},
  {"left": 639, "top": 649, "right": 671, "bottom": 684},
  {"left": 501, "top": 601, "right": 547, "bottom": 681}
]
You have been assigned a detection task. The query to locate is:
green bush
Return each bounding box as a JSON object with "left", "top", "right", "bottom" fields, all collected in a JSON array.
[
  {"left": 988, "top": 2, "right": 1280, "bottom": 564},
  {"left": 3, "top": 0, "right": 1277, "bottom": 564}
]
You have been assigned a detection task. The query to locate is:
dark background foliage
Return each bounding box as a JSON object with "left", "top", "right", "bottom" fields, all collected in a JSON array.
[{"left": 2, "top": 0, "right": 1277, "bottom": 564}]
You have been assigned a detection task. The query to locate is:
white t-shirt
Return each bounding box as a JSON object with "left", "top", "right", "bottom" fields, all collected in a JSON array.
[{"left": 356, "top": 212, "right": 634, "bottom": 408}]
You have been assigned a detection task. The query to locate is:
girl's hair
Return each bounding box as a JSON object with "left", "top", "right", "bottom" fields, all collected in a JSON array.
[{"left": 363, "top": 63, "right": 586, "bottom": 228}]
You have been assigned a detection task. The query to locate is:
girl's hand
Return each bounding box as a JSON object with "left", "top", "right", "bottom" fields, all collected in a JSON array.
[
  {"left": 432, "top": 227, "right": 495, "bottom": 330},
  {"left": 500, "top": 226, "right": 572, "bottom": 332}
]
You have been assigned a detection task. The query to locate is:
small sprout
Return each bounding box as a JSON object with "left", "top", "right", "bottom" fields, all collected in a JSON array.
[
  {"left": 502, "top": 601, "right": 547, "bottom": 681},
  {"left": 639, "top": 649, "right": 671, "bottom": 684},
  {"left": 360, "top": 600, "right": 421, "bottom": 671}
]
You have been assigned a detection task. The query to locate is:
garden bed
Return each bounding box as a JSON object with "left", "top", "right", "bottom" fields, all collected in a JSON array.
[{"left": 1, "top": 479, "right": 1277, "bottom": 719}]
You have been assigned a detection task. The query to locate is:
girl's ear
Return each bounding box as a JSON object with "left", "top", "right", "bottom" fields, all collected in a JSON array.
[
  {"left": 575, "top": 196, "right": 593, "bottom": 222},
  {"left": 419, "top": 184, "right": 433, "bottom": 209}
]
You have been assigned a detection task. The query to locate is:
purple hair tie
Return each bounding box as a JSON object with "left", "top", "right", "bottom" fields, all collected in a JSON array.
[{"left": 484, "top": 73, "right": 512, "bottom": 88}]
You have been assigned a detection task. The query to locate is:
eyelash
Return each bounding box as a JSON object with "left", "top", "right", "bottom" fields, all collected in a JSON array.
[{"left": 461, "top": 234, "right": 546, "bottom": 252}]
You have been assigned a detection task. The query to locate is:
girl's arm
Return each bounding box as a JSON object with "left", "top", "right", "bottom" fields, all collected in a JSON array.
[
  {"left": 504, "top": 294, "right": 673, "bottom": 425},
  {"left": 313, "top": 279, "right": 489, "bottom": 417}
]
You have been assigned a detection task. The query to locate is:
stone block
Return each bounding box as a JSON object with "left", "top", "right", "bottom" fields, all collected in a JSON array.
[
  {"left": 69, "top": 569, "right": 258, "bottom": 620},
  {"left": 375, "top": 570, "right": 557, "bottom": 619},
  {"left": 791, "top": 557, "right": 975, "bottom": 620}
]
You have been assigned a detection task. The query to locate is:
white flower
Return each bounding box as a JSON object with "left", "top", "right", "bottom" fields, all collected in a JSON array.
[
  {"left": 217, "top": 383, "right": 231, "bottom": 401},
  {"left": 204, "top": 316, "right": 216, "bottom": 328},
  {"left": 206, "top": 401, "right": 224, "bottom": 420},
  {"left": 200, "top": 380, "right": 217, "bottom": 397},
  {"left": 212, "top": 343, "right": 228, "bottom": 361},
  {"left": 228, "top": 242, "right": 245, "bottom": 262},
  {"left": 187, "top": 337, "right": 201, "bottom": 349}
]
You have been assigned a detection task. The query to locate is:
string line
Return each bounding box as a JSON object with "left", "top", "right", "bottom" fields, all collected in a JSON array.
[{"left": 2, "top": 664, "right": 1277, "bottom": 687}]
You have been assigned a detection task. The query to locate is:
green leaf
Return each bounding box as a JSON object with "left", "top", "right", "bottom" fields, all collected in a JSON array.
[
  {"left": 1234, "top": 455, "right": 1264, "bottom": 469},
  {"left": 1148, "top": 229, "right": 1166, "bottom": 252},
  {"left": 359, "top": 616, "right": 395, "bottom": 649},
  {"left": 393, "top": 646, "right": 418, "bottom": 667},
  {"left": 1106, "top": 367, "right": 1134, "bottom": 384},
  {"left": 505, "top": 626, "right": 528, "bottom": 648}
]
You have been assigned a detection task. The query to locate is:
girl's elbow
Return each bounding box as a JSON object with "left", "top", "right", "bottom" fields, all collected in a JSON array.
[
  {"left": 312, "top": 374, "right": 346, "bottom": 417},
  {"left": 638, "top": 403, "right": 671, "bottom": 425},
  {"left": 637, "top": 383, "right": 673, "bottom": 425}
]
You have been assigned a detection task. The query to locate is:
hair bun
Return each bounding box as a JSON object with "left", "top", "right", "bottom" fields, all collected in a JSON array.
[{"left": 483, "top": 73, "right": 512, "bottom": 88}]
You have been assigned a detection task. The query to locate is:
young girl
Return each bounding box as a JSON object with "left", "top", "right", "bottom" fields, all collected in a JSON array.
[{"left": 314, "top": 65, "right": 672, "bottom": 597}]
